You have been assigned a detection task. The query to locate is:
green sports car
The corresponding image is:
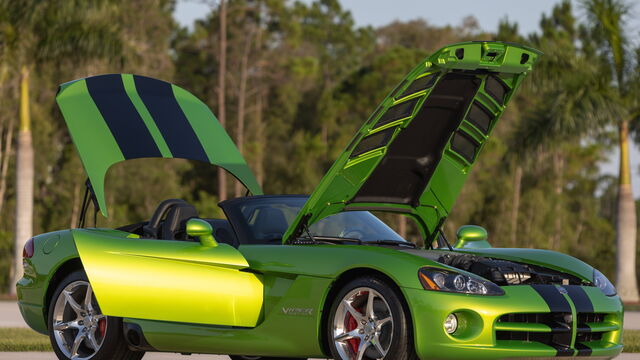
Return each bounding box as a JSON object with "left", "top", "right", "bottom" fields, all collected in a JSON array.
[{"left": 16, "top": 41, "right": 623, "bottom": 360}]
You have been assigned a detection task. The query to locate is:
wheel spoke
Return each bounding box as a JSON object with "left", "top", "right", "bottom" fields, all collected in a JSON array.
[
  {"left": 53, "top": 320, "right": 79, "bottom": 331},
  {"left": 84, "top": 283, "right": 94, "bottom": 313},
  {"left": 86, "top": 329, "right": 99, "bottom": 350},
  {"left": 64, "top": 290, "right": 84, "bottom": 315},
  {"left": 376, "top": 316, "right": 391, "bottom": 328},
  {"left": 70, "top": 332, "right": 85, "bottom": 358},
  {"left": 355, "top": 338, "right": 369, "bottom": 360},
  {"left": 373, "top": 334, "right": 387, "bottom": 357},
  {"left": 366, "top": 291, "right": 375, "bottom": 319},
  {"left": 334, "top": 329, "right": 360, "bottom": 342},
  {"left": 343, "top": 300, "right": 364, "bottom": 322}
]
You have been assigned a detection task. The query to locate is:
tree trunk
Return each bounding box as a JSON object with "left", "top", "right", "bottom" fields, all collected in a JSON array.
[
  {"left": 0, "top": 114, "right": 15, "bottom": 215},
  {"left": 254, "top": 3, "right": 265, "bottom": 187},
  {"left": 217, "top": 0, "right": 228, "bottom": 201},
  {"left": 615, "top": 121, "right": 639, "bottom": 302},
  {"left": 69, "top": 180, "right": 82, "bottom": 228},
  {"left": 234, "top": 26, "right": 253, "bottom": 197},
  {"left": 398, "top": 215, "right": 407, "bottom": 239},
  {"left": 549, "top": 151, "right": 564, "bottom": 250},
  {"left": 509, "top": 165, "right": 522, "bottom": 247},
  {"left": 10, "top": 66, "right": 34, "bottom": 295}
]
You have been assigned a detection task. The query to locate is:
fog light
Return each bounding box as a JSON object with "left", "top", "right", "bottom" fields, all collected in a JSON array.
[{"left": 444, "top": 313, "right": 458, "bottom": 334}]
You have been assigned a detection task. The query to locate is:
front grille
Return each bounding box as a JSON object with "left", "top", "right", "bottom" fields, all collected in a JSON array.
[
  {"left": 576, "top": 313, "right": 607, "bottom": 342},
  {"left": 496, "top": 312, "right": 613, "bottom": 351},
  {"left": 497, "top": 313, "right": 572, "bottom": 348}
]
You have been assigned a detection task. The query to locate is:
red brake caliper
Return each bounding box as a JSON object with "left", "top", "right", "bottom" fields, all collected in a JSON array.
[
  {"left": 346, "top": 312, "right": 359, "bottom": 355},
  {"left": 98, "top": 318, "right": 106, "bottom": 337}
]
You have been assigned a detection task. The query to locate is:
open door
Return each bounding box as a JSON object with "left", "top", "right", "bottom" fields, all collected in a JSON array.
[
  {"left": 283, "top": 41, "right": 541, "bottom": 242},
  {"left": 73, "top": 229, "right": 263, "bottom": 327}
]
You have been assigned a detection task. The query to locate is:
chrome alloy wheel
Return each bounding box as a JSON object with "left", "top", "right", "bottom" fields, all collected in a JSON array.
[
  {"left": 332, "top": 287, "right": 393, "bottom": 360},
  {"left": 52, "top": 280, "right": 107, "bottom": 360}
]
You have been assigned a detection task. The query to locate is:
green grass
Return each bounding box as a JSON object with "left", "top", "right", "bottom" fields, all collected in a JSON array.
[
  {"left": 0, "top": 327, "right": 638, "bottom": 353},
  {"left": 0, "top": 328, "right": 51, "bottom": 351},
  {"left": 625, "top": 329, "right": 640, "bottom": 353},
  {"left": 624, "top": 303, "right": 640, "bottom": 311}
]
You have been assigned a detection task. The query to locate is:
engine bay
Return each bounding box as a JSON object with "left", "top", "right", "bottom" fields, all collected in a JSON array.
[{"left": 437, "top": 253, "right": 590, "bottom": 286}]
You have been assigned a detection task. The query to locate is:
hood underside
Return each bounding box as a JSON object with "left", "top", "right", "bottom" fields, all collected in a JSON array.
[
  {"left": 56, "top": 74, "right": 263, "bottom": 217},
  {"left": 283, "top": 41, "right": 541, "bottom": 243}
]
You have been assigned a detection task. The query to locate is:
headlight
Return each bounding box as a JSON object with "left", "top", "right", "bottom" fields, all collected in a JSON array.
[
  {"left": 418, "top": 267, "right": 504, "bottom": 295},
  {"left": 593, "top": 269, "right": 616, "bottom": 296}
]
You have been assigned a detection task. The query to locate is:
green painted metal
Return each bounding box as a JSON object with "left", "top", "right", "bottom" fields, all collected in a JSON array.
[
  {"left": 186, "top": 218, "right": 218, "bottom": 247},
  {"left": 56, "top": 74, "right": 263, "bottom": 217},
  {"left": 72, "top": 228, "right": 263, "bottom": 327},
  {"left": 283, "top": 41, "right": 542, "bottom": 243},
  {"left": 16, "top": 230, "right": 79, "bottom": 334},
  {"left": 454, "top": 225, "right": 491, "bottom": 249}
]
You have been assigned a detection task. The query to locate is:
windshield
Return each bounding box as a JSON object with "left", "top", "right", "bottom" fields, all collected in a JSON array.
[{"left": 223, "top": 196, "right": 406, "bottom": 244}]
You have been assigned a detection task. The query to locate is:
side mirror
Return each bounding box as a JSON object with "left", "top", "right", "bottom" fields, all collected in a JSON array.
[
  {"left": 453, "top": 225, "right": 491, "bottom": 249},
  {"left": 186, "top": 218, "right": 218, "bottom": 247}
]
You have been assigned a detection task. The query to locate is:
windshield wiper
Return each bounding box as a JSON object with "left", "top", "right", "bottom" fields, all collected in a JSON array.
[
  {"left": 366, "top": 240, "right": 417, "bottom": 248},
  {"left": 300, "top": 236, "right": 362, "bottom": 245}
]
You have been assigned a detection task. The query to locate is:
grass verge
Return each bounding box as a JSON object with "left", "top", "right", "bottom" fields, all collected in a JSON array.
[
  {"left": 624, "top": 329, "right": 640, "bottom": 353},
  {"left": 0, "top": 327, "right": 639, "bottom": 353},
  {"left": 0, "top": 328, "right": 51, "bottom": 351}
]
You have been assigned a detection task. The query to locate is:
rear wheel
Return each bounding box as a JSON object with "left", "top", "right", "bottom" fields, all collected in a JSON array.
[
  {"left": 327, "top": 277, "right": 418, "bottom": 360},
  {"left": 48, "top": 270, "right": 144, "bottom": 360}
]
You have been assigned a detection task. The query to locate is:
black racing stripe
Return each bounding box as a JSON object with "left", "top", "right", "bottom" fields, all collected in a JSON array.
[
  {"left": 86, "top": 74, "right": 162, "bottom": 159},
  {"left": 575, "top": 343, "right": 592, "bottom": 356},
  {"left": 531, "top": 285, "right": 572, "bottom": 313},
  {"left": 133, "top": 75, "right": 209, "bottom": 162},
  {"left": 563, "top": 285, "right": 594, "bottom": 313}
]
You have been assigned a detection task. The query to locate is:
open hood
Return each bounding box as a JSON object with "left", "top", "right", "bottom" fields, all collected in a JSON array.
[
  {"left": 283, "top": 41, "right": 540, "bottom": 243},
  {"left": 56, "top": 74, "right": 263, "bottom": 217}
]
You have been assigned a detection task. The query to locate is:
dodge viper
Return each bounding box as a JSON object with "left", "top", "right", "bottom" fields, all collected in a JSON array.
[{"left": 16, "top": 41, "right": 623, "bottom": 360}]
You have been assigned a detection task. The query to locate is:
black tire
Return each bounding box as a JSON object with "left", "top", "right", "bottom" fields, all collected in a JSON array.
[
  {"left": 229, "top": 357, "right": 307, "bottom": 360},
  {"left": 326, "top": 276, "right": 418, "bottom": 360},
  {"left": 48, "top": 270, "right": 144, "bottom": 360}
]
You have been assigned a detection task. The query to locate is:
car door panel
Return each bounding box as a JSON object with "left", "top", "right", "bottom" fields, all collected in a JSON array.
[{"left": 72, "top": 229, "right": 263, "bottom": 327}]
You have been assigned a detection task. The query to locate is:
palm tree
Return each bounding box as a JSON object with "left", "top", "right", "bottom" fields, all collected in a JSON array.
[
  {"left": 1, "top": 0, "right": 123, "bottom": 295},
  {"left": 512, "top": 1, "right": 620, "bottom": 252},
  {"left": 581, "top": 0, "right": 639, "bottom": 302},
  {"left": 217, "top": 0, "right": 228, "bottom": 201}
]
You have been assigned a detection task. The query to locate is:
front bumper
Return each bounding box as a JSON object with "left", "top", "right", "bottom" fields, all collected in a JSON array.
[{"left": 403, "top": 285, "right": 623, "bottom": 360}]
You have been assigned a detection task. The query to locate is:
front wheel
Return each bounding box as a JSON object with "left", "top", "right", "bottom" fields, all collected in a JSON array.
[
  {"left": 327, "top": 276, "right": 418, "bottom": 360},
  {"left": 48, "top": 270, "right": 144, "bottom": 360}
]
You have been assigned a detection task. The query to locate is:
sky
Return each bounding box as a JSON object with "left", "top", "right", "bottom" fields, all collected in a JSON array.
[{"left": 173, "top": 0, "right": 640, "bottom": 196}]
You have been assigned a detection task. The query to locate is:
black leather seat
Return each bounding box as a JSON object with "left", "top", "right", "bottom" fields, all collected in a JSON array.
[
  {"left": 143, "top": 199, "right": 199, "bottom": 240},
  {"left": 251, "top": 207, "right": 289, "bottom": 242},
  {"left": 159, "top": 203, "right": 199, "bottom": 240}
]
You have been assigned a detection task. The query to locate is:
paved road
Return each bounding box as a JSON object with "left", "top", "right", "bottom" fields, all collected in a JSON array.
[{"left": 0, "top": 301, "right": 27, "bottom": 327}]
